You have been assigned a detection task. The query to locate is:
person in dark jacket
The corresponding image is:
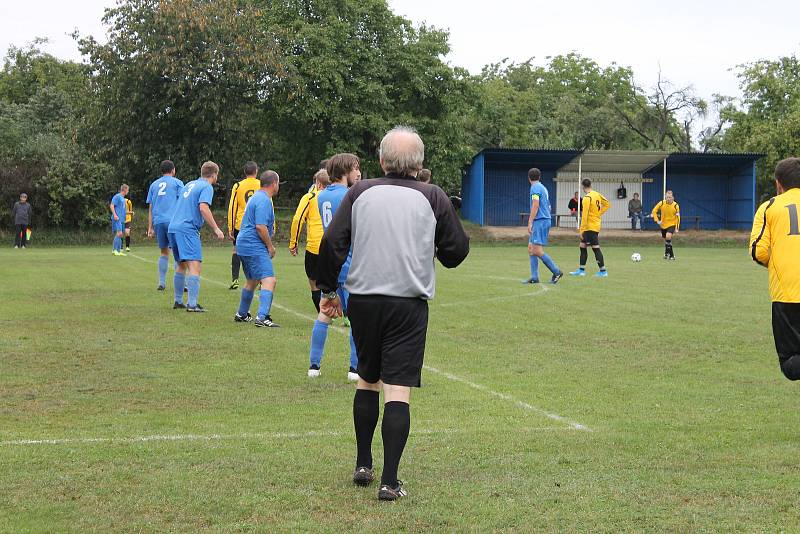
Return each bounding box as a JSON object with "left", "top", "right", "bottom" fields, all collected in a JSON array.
[
  {"left": 317, "top": 126, "right": 470, "bottom": 501},
  {"left": 11, "top": 193, "right": 32, "bottom": 248}
]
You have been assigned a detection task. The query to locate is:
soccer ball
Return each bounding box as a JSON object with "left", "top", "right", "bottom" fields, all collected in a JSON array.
[{"left": 631, "top": 252, "right": 642, "bottom": 262}]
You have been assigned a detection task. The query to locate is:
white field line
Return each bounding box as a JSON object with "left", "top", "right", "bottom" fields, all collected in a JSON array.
[
  {"left": 0, "top": 426, "right": 578, "bottom": 448},
  {"left": 127, "top": 253, "right": 591, "bottom": 432},
  {"left": 437, "top": 284, "right": 551, "bottom": 308}
]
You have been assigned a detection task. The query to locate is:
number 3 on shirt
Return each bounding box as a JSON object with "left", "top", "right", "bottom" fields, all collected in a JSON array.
[
  {"left": 183, "top": 183, "right": 196, "bottom": 199},
  {"left": 322, "top": 201, "right": 333, "bottom": 227}
]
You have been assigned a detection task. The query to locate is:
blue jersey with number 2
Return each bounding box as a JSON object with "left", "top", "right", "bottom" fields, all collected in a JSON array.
[
  {"left": 147, "top": 175, "right": 184, "bottom": 225},
  {"left": 317, "top": 183, "right": 351, "bottom": 283}
]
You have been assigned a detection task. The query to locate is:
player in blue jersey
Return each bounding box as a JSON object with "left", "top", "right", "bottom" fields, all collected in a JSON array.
[
  {"left": 233, "top": 171, "right": 281, "bottom": 328},
  {"left": 523, "top": 168, "right": 562, "bottom": 284},
  {"left": 167, "top": 161, "right": 225, "bottom": 312},
  {"left": 308, "top": 153, "right": 361, "bottom": 381},
  {"left": 146, "top": 160, "right": 184, "bottom": 291},
  {"left": 109, "top": 184, "right": 129, "bottom": 256}
]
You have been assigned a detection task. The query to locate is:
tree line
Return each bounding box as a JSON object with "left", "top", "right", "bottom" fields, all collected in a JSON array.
[{"left": 0, "top": 0, "right": 796, "bottom": 228}]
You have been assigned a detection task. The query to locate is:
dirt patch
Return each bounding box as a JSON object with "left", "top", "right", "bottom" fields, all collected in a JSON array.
[{"left": 476, "top": 226, "right": 749, "bottom": 246}]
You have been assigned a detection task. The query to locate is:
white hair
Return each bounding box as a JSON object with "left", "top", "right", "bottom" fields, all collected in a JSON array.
[{"left": 379, "top": 126, "right": 425, "bottom": 175}]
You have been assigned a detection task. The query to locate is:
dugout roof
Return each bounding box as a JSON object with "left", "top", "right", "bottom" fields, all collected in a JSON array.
[{"left": 560, "top": 150, "right": 669, "bottom": 174}]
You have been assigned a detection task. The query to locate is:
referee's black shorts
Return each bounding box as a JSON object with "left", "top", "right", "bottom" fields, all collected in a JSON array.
[
  {"left": 304, "top": 251, "right": 319, "bottom": 280},
  {"left": 348, "top": 294, "right": 429, "bottom": 387},
  {"left": 773, "top": 302, "right": 800, "bottom": 359}
]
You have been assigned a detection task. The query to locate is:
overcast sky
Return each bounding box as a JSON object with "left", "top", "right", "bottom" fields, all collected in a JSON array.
[{"left": 2, "top": 0, "right": 799, "bottom": 106}]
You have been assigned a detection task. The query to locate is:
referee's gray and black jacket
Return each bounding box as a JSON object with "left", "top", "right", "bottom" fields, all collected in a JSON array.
[{"left": 317, "top": 173, "right": 470, "bottom": 300}]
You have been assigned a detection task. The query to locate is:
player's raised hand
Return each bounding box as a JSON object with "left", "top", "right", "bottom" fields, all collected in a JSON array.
[{"left": 214, "top": 228, "right": 225, "bottom": 240}]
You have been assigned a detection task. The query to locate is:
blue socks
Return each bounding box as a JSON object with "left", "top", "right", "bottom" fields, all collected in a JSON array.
[
  {"left": 529, "top": 255, "right": 539, "bottom": 281},
  {"left": 238, "top": 289, "right": 254, "bottom": 317},
  {"left": 257, "top": 289, "right": 273, "bottom": 320},
  {"left": 541, "top": 253, "right": 560, "bottom": 275},
  {"left": 186, "top": 275, "right": 200, "bottom": 307},
  {"left": 113, "top": 236, "right": 121, "bottom": 252},
  {"left": 349, "top": 331, "right": 358, "bottom": 370},
  {"left": 173, "top": 272, "right": 186, "bottom": 303},
  {"left": 309, "top": 320, "right": 329, "bottom": 367},
  {"left": 158, "top": 256, "right": 168, "bottom": 286}
]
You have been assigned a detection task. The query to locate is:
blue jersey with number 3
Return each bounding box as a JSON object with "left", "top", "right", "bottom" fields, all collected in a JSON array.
[
  {"left": 317, "top": 183, "right": 352, "bottom": 283},
  {"left": 168, "top": 178, "right": 214, "bottom": 233},
  {"left": 147, "top": 175, "right": 184, "bottom": 225}
]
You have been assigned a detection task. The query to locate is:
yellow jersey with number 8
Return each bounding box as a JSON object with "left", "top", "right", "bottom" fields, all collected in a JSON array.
[
  {"left": 579, "top": 190, "right": 610, "bottom": 233},
  {"left": 750, "top": 187, "right": 800, "bottom": 303}
]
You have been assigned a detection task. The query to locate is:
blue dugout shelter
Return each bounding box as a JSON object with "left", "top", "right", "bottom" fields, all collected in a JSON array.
[{"left": 462, "top": 148, "right": 764, "bottom": 230}]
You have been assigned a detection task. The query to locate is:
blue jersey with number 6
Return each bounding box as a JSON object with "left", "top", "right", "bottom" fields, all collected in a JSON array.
[
  {"left": 168, "top": 178, "right": 214, "bottom": 234},
  {"left": 147, "top": 175, "right": 184, "bottom": 225},
  {"left": 317, "top": 183, "right": 352, "bottom": 283}
]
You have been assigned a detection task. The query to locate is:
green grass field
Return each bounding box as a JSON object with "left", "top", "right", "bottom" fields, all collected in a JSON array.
[{"left": 1, "top": 243, "right": 797, "bottom": 532}]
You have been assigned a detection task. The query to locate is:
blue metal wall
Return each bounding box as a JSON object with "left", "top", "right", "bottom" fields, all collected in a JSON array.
[
  {"left": 482, "top": 165, "right": 555, "bottom": 226},
  {"left": 727, "top": 163, "right": 757, "bottom": 229},
  {"left": 461, "top": 153, "right": 485, "bottom": 225}
]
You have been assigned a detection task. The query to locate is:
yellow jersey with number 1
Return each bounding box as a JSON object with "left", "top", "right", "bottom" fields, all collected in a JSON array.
[{"left": 750, "top": 187, "right": 800, "bottom": 303}]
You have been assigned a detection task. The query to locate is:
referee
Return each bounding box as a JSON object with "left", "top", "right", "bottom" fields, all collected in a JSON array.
[
  {"left": 317, "top": 126, "right": 470, "bottom": 501},
  {"left": 750, "top": 157, "right": 800, "bottom": 380}
]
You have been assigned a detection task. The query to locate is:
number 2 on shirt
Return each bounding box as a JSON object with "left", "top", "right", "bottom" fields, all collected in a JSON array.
[
  {"left": 322, "top": 201, "right": 333, "bottom": 227},
  {"left": 157, "top": 182, "right": 167, "bottom": 196},
  {"left": 183, "top": 183, "right": 196, "bottom": 199}
]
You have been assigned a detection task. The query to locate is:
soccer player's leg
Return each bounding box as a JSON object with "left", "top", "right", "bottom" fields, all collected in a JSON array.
[
  {"left": 773, "top": 303, "right": 800, "bottom": 381},
  {"left": 376, "top": 297, "right": 428, "bottom": 501},
  {"left": 524, "top": 241, "right": 540, "bottom": 284},
  {"left": 570, "top": 235, "right": 588, "bottom": 276},
  {"left": 338, "top": 285, "right": 358, "bottom": 380},
  {"left": 664, "top": 227, "right": 676, "bottom": 260},
  {"left": 230, "top": 230, "right": 241, "bottom": 290},
  {"left": 234, "top": 257, "right": 257, "bottom": 323},
  {"left": 156, "top": 223, "right": 171, "bottom": 290},
  {"left": 305, "top": 251, "right": 321, "bottom": 312},
  {"left": 308, "top": 310, "right": 331, "bottom": 376},
  {"left": 172, "top": 232, "right": 204, "bottom": 312},
  {"left": 124, "top": 223, "right": 131, "bottom": 251},
  {"left": 112, "top": 221, "right": 124, "bottom": 255},
  {"left": 168, "top": 233, "right": 187, "bottom": 308},
  {"left": 532, "top": 219, "right": 562, "bottom": 283},
  {"left": 348, "top": 294, "right": 382, "bottom": 487},
  {"left": 253, "top": 254, "right": 278, "bottom": 328}
]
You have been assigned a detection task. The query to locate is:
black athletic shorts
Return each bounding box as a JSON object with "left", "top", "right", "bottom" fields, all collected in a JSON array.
[
  {"left": 661, "top": 226, "right": 676, "bottom": 238},
  {"left": 773, "top": 302, "right": 800, "bottom": 359},
  {"left": 232, "top": 228, "right": 240, "bottom": 242},
  {"left": 124, "top": 222, "right": 131, "bottom": 230},
  {"left": 581, "top": 231, "right": 600, "bottom": 246},
  {"left": 348, "top": 294, "right": 429, "bottom": 387},
  {"left": 304, "top": 251, "right": 319, "bottom": 280}
]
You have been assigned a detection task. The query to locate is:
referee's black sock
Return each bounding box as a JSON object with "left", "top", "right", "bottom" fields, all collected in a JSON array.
[
  {"left": 592, "top": 247, "right": 605, "bottom": 270},
  {"left": 353, "top": 389, "right": 380, "bottom": 469},
  {"left": 311, "top": 290, "right": 321, "bottom": 313},
  {"left": 231, "top": 253, "right": 241, "bottom": 281},
  {"left": 381, "top": 401, "right": 410, "bottom": 487}
]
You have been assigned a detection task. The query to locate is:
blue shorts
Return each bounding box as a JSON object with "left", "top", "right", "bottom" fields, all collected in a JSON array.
[
  {"left": 529, "top": 218, "right": 551, "bottom": 246},
  {"left": 155, "top": 223, "right": 171, "bottom": 249},
  {"left": 111, "top": 220, "right": 124, "bottom": 233},
  {"left": 240, "top": 254, "right": 275, "bottom": 281},
  {"left": 169, "top": 231, "right": 202, "bottom": 263},
  {"left": 337, "top": 284, "right": 350, "bottom": 315}
]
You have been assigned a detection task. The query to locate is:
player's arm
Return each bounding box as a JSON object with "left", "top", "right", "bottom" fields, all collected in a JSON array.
[
  {"left": 674, "top": 203, "right": 680, "bottom": 232},
  {"left": 289, "top": 194, "right": 310, "bottom": 255},
  {"left": 528, "top": 194, "right": 539, "bottom": 234},
  {"left": 199, "top": 203, "right": 224, "bottom": 239},
  {"left": 750, "top": 199, "right": 773, "bottom": 267},
  {"left": 579, "top": 196, "right": 590, "bottom": 232},
  {"left": 226, "top": 183, "right": 238, "bottom": 239},
  {"left": 599, "top": 195, "right": 611, "bottom": 216},
  {"left": 110, "top": 199, "right": 119, "bottom": 221},
  {"left": 432, "top": 186, "right": 470, "bottom": 268},
  {"left": 256, "top": 224, "right": 276, "bottom": 258},
  {"left": 651, "top": 202, "right": 661, "bottom": 225},
  {"left": 317, "top": 191, "right": 354, "bottom": 294}
]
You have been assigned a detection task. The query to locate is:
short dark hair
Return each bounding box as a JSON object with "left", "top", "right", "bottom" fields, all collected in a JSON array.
[
  {"left": 418, "top": 169, "right": 431, "bottom": 183},
  {"left": 260, "top": 170, "right": 280, "bottom": 186},
  {"left": 775, "top": 157, "right": 800, "bottom": 190},
  {"left": 326, "top": 153, "right": 360, "bottom": 181},
  {"left": 633, "top": 192, "right": 639, "bottom": 197},
  {"left": 581, "top": 178, "right": 592, "bottom": 188},
  {"left": 159, "top": 160, "right": 175, "bottom": 175},
  {"left": 528, "top": 168, "right": 541, "bottom": 181},
  {"left": 319, "top": 158, "right": 329, "bottom": 170},
  {"left": 244, "top": 161, "right": 259, "bottom": 177}
]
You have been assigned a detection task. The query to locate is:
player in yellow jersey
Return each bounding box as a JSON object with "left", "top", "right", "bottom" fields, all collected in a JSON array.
[
  {"left": 227, "top": 161, "right": 261, "bottom": 289},
  {"left": 570, "top": 178, "right": 610, "bottom": 277},
  {"left": 124, "top": 197, "right": 134, "bottom": 251},
  {"left": 290, "top": 168, "right": 330, "bottom": 312},
  {"left": 750, "top": 157, "right": 800, "bottom": 380},
  {"left": 652, "top": 191, "right": 680, "bottom": 260}
]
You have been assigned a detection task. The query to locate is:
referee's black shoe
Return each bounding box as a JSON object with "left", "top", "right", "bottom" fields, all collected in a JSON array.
[
  {"left": 353, "top": 467, "right": 375, "bottom": 487},
  {"left": 378, "top": 481, "right": 407, "bottom": 501}
]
